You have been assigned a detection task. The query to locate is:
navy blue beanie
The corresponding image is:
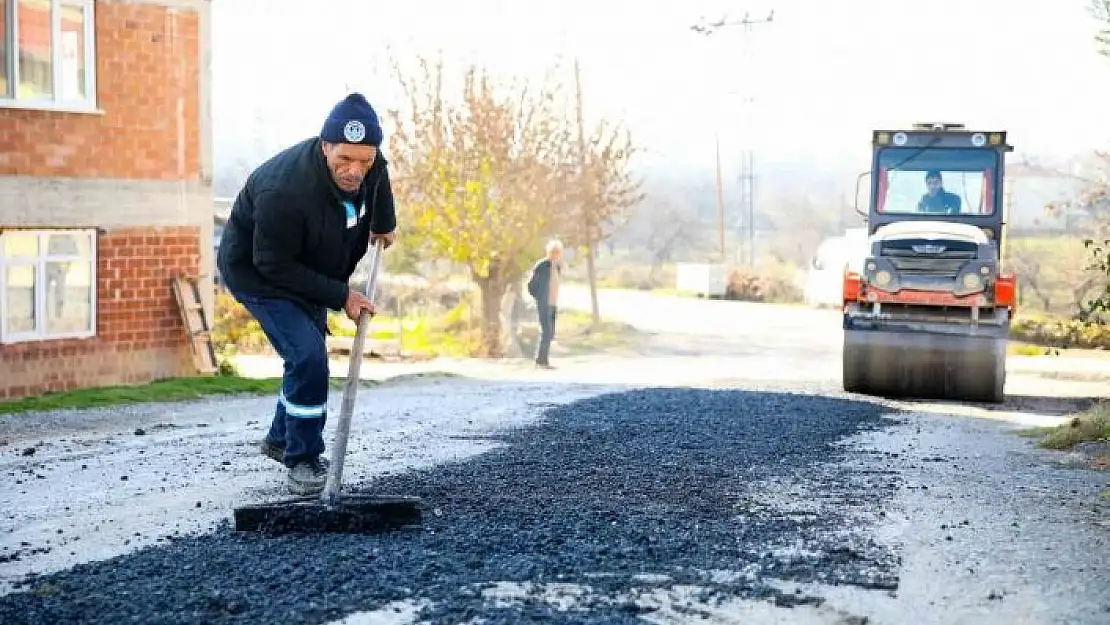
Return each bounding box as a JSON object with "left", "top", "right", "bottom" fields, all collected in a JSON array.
[{"left": 320, "top": 93, "right": 383, "bottom": 147}]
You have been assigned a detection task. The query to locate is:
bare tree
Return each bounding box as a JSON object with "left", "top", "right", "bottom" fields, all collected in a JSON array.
[
  {"left": 1006, "top": 248, "right": 1052, "bottom": 311},
  {"left": 1073, "top": 3, "right": 1110, "bottom": 318},
  {"left": 1019, "top": 153, "right": 1110, "bottom": 229},
  {"left": 559, "top": 60, "right": 645, "bottom": 327},
  {"left": 1094, "top": 0, "right": 1110, "bottom": 56},
  {"left": 759, "top": 192, "right": 846, "bottom": 268},
  {"left": 636, "top": 195, "right": 706, "bottom": 282},
  {"left": 1007, "top": 237, "right": 1104, "bottom": 316}
]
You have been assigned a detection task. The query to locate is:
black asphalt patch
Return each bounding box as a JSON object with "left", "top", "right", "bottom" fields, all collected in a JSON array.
[{"left": 0, "top": 388, "right": 900, "bottom": 624}]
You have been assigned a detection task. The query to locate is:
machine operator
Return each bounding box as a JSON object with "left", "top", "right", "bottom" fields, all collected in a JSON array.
[{"left": 917, "top": 170, "right": 962, "bottom": 215}]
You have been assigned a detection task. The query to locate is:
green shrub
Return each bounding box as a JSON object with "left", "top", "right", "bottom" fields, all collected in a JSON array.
[
  {"left": 1010, "top": 315, "right": 1110, "bottom": 350},
  {"left": 211, "top": 290, "right": 271, "bottom": 354}
]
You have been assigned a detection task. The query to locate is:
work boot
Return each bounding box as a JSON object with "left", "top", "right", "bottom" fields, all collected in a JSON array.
[
  {"left": 260, "top": 439, "right": 329, "bottom": 469},
  {"left": 288, "top": 458, "right": 328, "bottom": 496},
  {"left": 259, "top": 438, "right": 284, "bottom": 464}
]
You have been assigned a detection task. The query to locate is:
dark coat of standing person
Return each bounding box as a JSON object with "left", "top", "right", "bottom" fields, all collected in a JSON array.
[
  {"left": 526, "top": 239, "right": 564, "bottom": 369},
  {"left": 217, "top": 93, "right": 397, "bottom": 495}
]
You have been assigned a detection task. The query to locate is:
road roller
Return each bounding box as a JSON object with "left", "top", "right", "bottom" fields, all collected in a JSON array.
[{"left": 842, "top": 122, "right": 1018, "bottom": 403}]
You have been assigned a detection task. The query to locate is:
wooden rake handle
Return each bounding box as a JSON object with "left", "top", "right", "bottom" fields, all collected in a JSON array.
[{"left": 321, "top": 238, "right": 386, "bottom": 507}]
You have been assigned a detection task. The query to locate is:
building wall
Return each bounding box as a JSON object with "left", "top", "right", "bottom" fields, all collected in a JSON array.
[
  {"left": 0, "top": 227, "right": 201, "bottom": 399},
  {"left": 0, "top": 0, "right": 214, "bottom": 400}
]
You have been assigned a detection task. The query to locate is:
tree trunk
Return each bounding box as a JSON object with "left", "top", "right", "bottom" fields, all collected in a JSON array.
[
  {"left": 648, "top": 259, "right": 662, "bottom": 286},
  {"left": 1020, "top": 277, "right": 1049, "bottom": 312},
  {"left": 1071, "top": 278, "right": 1098, "bottom": 314},
  {"left": 501, "top": 280, "right": 524, "bottom": 358},
  {"left": 586, "top": 241, "right": 601, "bottom": 328},
  {"left": 474, "top": 277, "right": 507, "bottom": 357}
]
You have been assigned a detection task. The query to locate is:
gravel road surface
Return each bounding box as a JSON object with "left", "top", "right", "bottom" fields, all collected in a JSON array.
[{"left": 1, "top": 286, "right": 1107, "bottom": 624}]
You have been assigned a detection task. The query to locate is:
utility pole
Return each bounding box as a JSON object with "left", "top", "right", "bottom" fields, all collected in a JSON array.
[
  {"left": 714, "top": 132, "right": 726, "bottom": 261},
  {"left": 692, "top": 10, "right": 774, "bottom": 267},
  {"left": 573, "top": 57, "right": 601, "bottom": 328}
]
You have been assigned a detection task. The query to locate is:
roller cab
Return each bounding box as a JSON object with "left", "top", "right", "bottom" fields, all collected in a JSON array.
[{"left": 842, "top": 123, "right": 1017, "bottom": 403}]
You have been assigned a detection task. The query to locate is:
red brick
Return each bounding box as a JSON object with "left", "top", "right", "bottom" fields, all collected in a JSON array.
[
  {"left": 0, "top": 226, "right": 201, "bottom": 400},
  {"left": 0, "top": 4, "right": 202, "bottom": 180}
]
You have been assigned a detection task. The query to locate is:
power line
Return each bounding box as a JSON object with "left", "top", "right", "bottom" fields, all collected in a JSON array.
[
  {"left": 690, "top": 10, "right": 774, "bottom": 267},
  {"left": 690, "top": 10, "right": 775, "bottom": 36}
]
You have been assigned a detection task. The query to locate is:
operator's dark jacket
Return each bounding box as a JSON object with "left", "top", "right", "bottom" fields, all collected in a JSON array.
[
  {"left": 217, "top": 138, "right": 396, "bottom": 315},
  {"left": 918, "top": 190, "right": 962, "bottom": 214}
]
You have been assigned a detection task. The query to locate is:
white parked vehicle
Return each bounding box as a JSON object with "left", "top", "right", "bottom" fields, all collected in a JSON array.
[{"left": 803, "top": 228, "right": 868, "bottom": 307}]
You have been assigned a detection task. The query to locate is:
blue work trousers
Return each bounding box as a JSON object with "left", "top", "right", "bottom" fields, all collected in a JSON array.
[{"left": 231, "top": 292, "right": 330, "bottom": 468}]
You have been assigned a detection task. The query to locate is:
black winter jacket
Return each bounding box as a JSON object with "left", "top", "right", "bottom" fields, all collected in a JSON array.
[
  {"left": 527, "top": 258, "right": 555, "bottom": 306},
  {"left": 217, "top": 138, "right": 397, "bottom": 313}
]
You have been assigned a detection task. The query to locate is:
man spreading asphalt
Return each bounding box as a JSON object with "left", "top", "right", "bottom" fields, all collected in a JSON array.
[
  {"left": 526, "top": 239, "right": 564, "bottom": 369},
  {"left": 217, "top": 93, "right": 397, "bottom": 495}
]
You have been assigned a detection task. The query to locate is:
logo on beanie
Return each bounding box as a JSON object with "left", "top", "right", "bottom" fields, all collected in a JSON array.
[{"left": 343, "top": 120, "right": 366, "bottom": 143}]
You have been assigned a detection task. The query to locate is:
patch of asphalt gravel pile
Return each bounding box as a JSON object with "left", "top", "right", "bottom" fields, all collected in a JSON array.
[{"left": 0, "top": 387, "right": 899, "bottom": 624}]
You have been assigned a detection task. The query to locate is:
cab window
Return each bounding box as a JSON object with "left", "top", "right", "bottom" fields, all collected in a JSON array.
[{"left": 875, "top": 148, "right": 999, "bottom": 216}]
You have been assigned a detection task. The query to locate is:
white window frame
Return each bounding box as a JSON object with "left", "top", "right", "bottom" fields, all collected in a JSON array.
[
  {"left": 0, "top": 228, "right": 98, "bottom": 344},
  {"left": 0, "top": 0, "right": 98, "bottom": 113}
]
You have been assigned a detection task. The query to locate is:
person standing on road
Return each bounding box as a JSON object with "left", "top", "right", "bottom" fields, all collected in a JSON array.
[
  {"left": 216, "top": 93, "right": 397, "bottom": 495},
  {"left": 526, "top": 239, "right": 564, "bottom": 369}
]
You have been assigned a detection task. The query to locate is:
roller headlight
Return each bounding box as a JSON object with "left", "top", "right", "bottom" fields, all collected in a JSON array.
[
  {"left": 961, "top": 273, "right": 983, "bottom": 290},
  {"left": 863, "top": 257, "right": 900, "bottom": 292}
]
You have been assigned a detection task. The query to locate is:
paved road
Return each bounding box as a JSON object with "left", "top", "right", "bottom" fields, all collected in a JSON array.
[
  {"left": 1, "top": 286, "right": 1107, "bottom": 624},
  {"left": 557, "top": 285, "right": 1110, "bottom": 413}
]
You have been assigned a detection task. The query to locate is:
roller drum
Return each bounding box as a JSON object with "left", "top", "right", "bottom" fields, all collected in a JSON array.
[{"left": 842, "top": 327, "right": 1006, "bottom": 403}]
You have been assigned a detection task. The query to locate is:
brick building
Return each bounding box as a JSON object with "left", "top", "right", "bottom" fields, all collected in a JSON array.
[{"left": 0, "top": 0, "right": 214, "bottom": 399}]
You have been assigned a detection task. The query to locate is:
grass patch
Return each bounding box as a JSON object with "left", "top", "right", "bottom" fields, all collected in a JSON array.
[
  {"left": 649, "top": 287, "right": 697, "bottom": 298},
  {"left": 1025, "top": 402, "right": 1110, "bottom": 451},
  {"left": 1007, "top": 342, "right": 1061, "bottom": 357},
  {"left": 0, "top": 376, "right": 282, "bottom": 415},
  {"left": 0, "top": 372, "right": 460, "bottom": 416},
  {"left": 555, "top": 310, "right": 644, "bottom": 354}
]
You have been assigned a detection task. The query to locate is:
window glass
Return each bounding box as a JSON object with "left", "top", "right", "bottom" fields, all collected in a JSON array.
[
  {"left": 45, "top": 258, "right": 92, "bottom": 334},
  {"left": 58, "top": 0, "right": 86, "bottom": 101},
  {"left": 17, "top": 0, "right": 55, "bottom": 99},
  {"left": 2, "top": 232, "right": 40, "bottom": 258},
  {"left": 875, "top": 148, "right": 999, "bottom": 216},
  {"left": 1, "top": 230, "right": 96, "bottom": 340},
  {"left": 4, "top": 264, "right": 37, "bottom": 335},
  {"left": 46, "top": 232, "right": 88, "bottom": 258},
  {"left": 0, "top": 0, "right": 9, "bottom": 98}
]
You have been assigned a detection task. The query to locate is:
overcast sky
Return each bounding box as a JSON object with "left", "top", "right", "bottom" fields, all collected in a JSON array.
[{"left": 211, "top": 0, "right": 1110, "bottom": 175}]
